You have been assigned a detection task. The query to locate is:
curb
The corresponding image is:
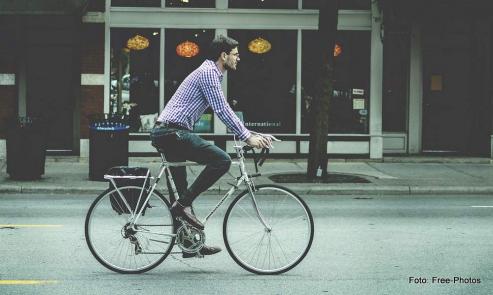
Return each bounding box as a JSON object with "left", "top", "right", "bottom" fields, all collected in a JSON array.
[{"left": 2, "top": 185, "right": 493, "bottom": 195}]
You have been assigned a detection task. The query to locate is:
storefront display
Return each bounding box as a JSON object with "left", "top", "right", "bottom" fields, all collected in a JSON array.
[
  {"left": 228, "top": 30, "right": 297, "bottom": 133},
  {"left": 301, "top": 30, "right": 371, "bottom": 134},
  {"left": 110, "top": 28, "right": 160, "bottom": 132}
]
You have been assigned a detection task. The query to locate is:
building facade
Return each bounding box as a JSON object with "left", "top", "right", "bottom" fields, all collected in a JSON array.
[{"left": 1, "top": 0, "right": 492, "bottom": 158}]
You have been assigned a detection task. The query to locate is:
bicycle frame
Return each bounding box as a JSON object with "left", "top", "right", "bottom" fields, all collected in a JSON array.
[{"left": 106, "top": 137, "right": 272, "bottom": 231}]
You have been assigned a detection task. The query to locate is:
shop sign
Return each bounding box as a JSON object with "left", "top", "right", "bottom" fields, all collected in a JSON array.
[
  {"left": 353, "top": 98, "right": 365, "bottom": 110},
  {"left": 352, "top": 88, "right": 365, "bottom": 95}
]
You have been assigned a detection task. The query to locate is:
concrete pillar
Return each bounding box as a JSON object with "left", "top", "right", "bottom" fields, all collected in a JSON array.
[
  {"left": 408, "top": 24, "right": 423, "bottom": 154},
  {"left": 369, "top": 1, "right": 383, "bottom": 159},
  {"left": 491, "top": 135, "right": 493, "bottom": 159},
  {"left": 216, "top": 0, "right": 227, "bottom": 9},
  {"left": 18, "top": 60, "right": 27, "bottom": 117},
  {"left": 296, "top": 29, "right": 302, "bottom": 134},
  {"left": 104, "top": 0, "right": 111, "bottom": 113}
]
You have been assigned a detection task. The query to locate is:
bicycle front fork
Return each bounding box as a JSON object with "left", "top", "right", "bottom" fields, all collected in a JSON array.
[{"left": 246, "top": 183, "right": 272, "bottom": 231}]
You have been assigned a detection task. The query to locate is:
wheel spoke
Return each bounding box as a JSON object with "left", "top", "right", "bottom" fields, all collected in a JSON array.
[
  {"left": 224, "top": 186, "right": 313, "bottom": 274},
  {"left": 228, "top": 227, "right": 266, "bottom": 246},
  {"left": 85, "top": 187, "right": 176, "bottom": 273},
  {"left": 272, "top": 214, "right": 307, "bottom": 228},
  {"left": 272, "top": 231, "right": 290, "bottom": 265},
  {"left": 235, "top": 202, "right": 262, "bottom": 225}
]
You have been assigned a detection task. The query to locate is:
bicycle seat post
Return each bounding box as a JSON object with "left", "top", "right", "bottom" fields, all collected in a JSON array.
[{"left": 157, "top": 150, "right": 182, "bottom": 205}]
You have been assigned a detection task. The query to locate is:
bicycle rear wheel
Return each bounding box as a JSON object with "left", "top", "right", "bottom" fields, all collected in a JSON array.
[
  {"left": 223, "top": 184, "right": 314, "bottom": 275},
  {"left": 85, "top": 186, "right": 175, "bottom": 274}
]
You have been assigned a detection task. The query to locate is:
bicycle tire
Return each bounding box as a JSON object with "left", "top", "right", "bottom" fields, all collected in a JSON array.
[
  {"left": 85, "top": 186, "right": 176, "bottom": 274},
  {"left": 223, "top": 184, "right": 314, "bottom": 275}
]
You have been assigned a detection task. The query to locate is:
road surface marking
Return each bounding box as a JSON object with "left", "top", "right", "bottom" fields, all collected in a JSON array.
[
  {"left": 470, "top": 206, "right": 493, "bottom": 208},
  {"left": 0, "top": 225, "right": 63, "bottom": 228},
  {"left": 0, "top": 280, "right": 58, "bottom": 285}
]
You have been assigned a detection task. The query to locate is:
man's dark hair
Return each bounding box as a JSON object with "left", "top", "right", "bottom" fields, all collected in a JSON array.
[{"left": 207, "top": 35, "right": 239, "bottom": 61}]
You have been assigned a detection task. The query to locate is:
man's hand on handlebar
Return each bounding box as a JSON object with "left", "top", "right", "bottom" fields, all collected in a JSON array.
[
  {"left": 245, "top": 134, "right": 271, "bottom": 149},
  {"left": 245, "top": 132, "right": 280, "bottom": 149}
]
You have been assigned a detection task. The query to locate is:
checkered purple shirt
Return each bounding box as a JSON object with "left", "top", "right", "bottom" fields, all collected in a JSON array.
[{"left": 158, "top": 60, "right": 251, "bottom": 141}]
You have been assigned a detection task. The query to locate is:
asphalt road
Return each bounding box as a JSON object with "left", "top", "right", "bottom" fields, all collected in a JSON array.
[{"left": 2, "top": 193, "right": 493, "bottom": 295}]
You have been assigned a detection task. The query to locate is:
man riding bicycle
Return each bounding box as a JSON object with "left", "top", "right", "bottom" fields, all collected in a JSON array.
[{"left": 150, "top": 35, "right": 271, "bottom": 258}]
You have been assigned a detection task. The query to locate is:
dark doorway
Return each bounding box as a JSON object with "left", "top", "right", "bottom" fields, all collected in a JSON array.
[
  {"left": 24, "top": 17, "right": 77, "bottom": 151},
  {"left": 422, "top": 20, "right": 474, "bottom": 153}
]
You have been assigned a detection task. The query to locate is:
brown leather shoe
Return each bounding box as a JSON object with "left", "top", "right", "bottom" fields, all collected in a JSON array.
[
  {"left": 182, "top": 245, "right": 222, "bottom": 258},
  {"left": 170, "top": 201, "right": 204, "bottom": 230}
]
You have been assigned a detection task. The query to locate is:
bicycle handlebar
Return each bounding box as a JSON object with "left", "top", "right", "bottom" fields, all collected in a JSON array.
[
  {"left": 242, "top": 146, "right": 270, "bottom": 173},
  {"left": 233, "top": 132, "right": 280, "bottom": 173}
]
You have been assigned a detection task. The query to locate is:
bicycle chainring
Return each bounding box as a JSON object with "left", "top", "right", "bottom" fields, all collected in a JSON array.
[{"left": 176, "top": 225, "right": 205, "bottom": 254}]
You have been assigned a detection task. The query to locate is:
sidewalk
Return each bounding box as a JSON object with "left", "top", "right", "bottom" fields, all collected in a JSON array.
[{"left": 1, "top": 156, "right": 493, "bottom": 195}]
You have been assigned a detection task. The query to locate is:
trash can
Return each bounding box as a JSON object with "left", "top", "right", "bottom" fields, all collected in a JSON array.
[
  {"left": 6, "top": 117, "right": 47, "bottom": 180},
  {"left": 89, "top": 117, "right": 130, "bottom": 181}
]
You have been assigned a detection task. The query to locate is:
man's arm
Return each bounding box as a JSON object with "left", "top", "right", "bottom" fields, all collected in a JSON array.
[{"left": 199, "top": 70, "right": 251, "bottom": 141}]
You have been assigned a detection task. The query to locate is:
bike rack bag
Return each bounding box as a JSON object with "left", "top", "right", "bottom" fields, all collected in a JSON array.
[{"left": 105, "top": 166, "right": 152, "bottom": 215}]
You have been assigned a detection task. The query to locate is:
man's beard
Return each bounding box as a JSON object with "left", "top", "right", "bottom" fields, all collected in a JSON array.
[{"left": 224, "top": 62, "right": 235, "bottom": 71}]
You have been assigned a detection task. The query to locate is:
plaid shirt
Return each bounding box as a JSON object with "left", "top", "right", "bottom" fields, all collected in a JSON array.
[{"left": 158, "top": 60, "right": 251, "bottom": 141}]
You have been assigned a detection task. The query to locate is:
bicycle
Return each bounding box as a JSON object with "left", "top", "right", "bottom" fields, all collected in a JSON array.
[{"left": 84, "top": 133, "right": 314, "bottom": 275}]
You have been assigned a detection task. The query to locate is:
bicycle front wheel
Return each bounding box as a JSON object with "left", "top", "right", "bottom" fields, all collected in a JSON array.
[
  {"left": 85, "top": 186, "right": 175, "bottom": 274},
  {"left": 223, "top": 184, "right": 314, "bottom": 275}
]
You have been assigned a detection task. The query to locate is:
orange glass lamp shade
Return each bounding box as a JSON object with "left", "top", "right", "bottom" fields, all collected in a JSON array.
[
  {"left": 334, "top": 43, "right": 342, "bottom": 57},
  {"left": 127, "top": 35, "right": 150, "bottom": 51},
  {"left": 248, "top": 37, "right": 272, "bottom": 54},
  {"left": 176, "top": 41, "right": 200, "bottom": 58}
]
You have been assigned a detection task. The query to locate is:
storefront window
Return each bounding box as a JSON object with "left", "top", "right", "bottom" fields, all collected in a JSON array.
[
  {"left": 383, "top": 29, "right": 410, "bottom": 132},
  {"left": 303, "top": 0, "right": 370, "bottom": 10},
  {"left": 111, "top": 0, "right": 161, "bottom": 7},
  {"left": 165, "top": 29, "right": 215, "bottom": 133},
  {"left": 301, "top": 30, "right": 370, "bottom": 134},
  {"left": 110, "top": 28, "right": 160, "bottom": 132},
  {"left": 228, "top": 30, "right": 297, "bottom": 133},
  {"left": 166, "top": 0, "right": 215, "bottom": 8},
  {"left": 229, "top": 0, "right": 297, "bottom": 9}
]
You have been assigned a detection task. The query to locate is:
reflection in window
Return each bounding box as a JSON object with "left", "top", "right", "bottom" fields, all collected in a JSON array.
[
  {"left": 166, "top": 0, "right": 215, "bottom": 8},
  {"left": 301, "top": 30, "right": 370, "bottom": 134},
  {"left": 228, "top": 30, "right": 297, "bottom": 133},
  {"left": 165, "top": 29, "right": 215, "bottom": 133},
  {"left": 383, "top": 29, "right": 410, "bottom": 132},
  {"left": 111, "top": 0, "right": 161, "bottom": 7},
  {"left": 229, "top": 0, "right": 297, "bottom": 9},
  {"left": 110, "top": 28, "right": 160, "bottom": 132},
  {"left": 303, "top": 0, "right": 370, "bottom": 10}
]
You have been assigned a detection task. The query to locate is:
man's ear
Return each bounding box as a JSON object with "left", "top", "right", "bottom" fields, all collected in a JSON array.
[{"left": 221, "top": 52, "right": 227, "bottom": 61}]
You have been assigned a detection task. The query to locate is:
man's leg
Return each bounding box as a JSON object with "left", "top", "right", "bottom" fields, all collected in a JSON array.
[
  {"left": 176, "top": 133, "right": 231, "bottom": 207},
  {"left": 164, "top": 161, "right": 187, "bottom": 205},
  {"left": 150, "top": 127, "right": 188, "bottom": 204},
  {"left": 168, "top": 132, "right": 230, "bottom": 257}
]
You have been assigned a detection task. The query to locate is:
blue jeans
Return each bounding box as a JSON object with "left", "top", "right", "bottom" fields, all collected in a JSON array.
[{"left": 150, "top": 126, "right": 231, "bottom": 206}]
